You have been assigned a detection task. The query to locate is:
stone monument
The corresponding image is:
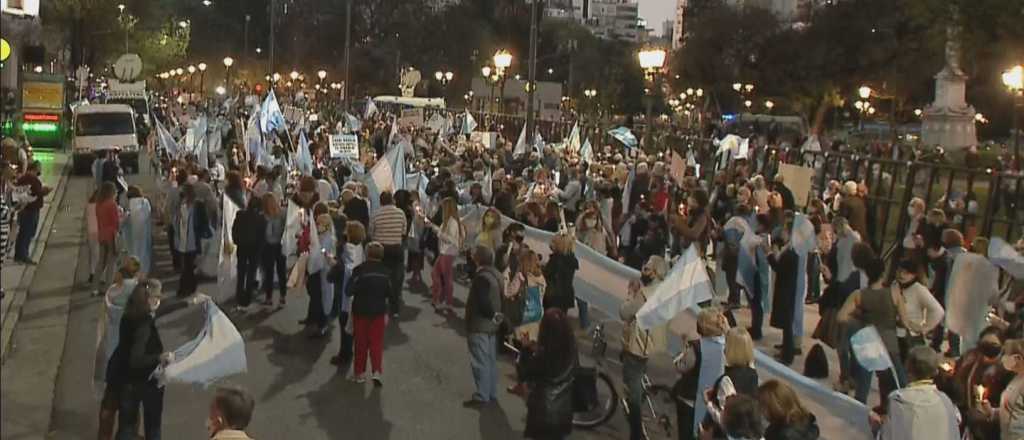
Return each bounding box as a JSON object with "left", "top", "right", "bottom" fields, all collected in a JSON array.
[{"left": 921, "top": 21, "right": 977, "bottom": 150}]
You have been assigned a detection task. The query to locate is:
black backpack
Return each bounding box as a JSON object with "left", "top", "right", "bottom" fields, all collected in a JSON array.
[{"left": 804, "top": 343, "right": 830, "bottom": 379}]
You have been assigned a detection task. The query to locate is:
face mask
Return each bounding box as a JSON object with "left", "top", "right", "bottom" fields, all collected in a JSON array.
[
  {"left": 640, "top": 274, "right": 654, "bottom": 285},
  {"left": 585, "top": 219, "right": 597, "bottom": 228},
  {"left": 980, "top": 342, "right": 1003, "bottom": 359},
  {"left": 514, "top": 235, "right": 525, "bottom": 243}
]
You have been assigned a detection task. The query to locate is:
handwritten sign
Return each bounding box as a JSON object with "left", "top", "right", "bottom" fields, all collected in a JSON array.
[{"left": 329, "top": 134, "right": 359, "bottom": 159}]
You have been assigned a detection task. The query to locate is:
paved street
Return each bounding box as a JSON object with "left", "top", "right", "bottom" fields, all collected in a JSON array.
[{"left": 1, "top": 153, "right": 870, "bottom": 439}]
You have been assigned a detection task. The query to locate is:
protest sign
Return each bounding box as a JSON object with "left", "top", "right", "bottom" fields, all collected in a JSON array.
[
  {"left": 329, "top": 134, "right": 359, "bottom": 159},
  {"left": 398, "top": 108, "right": 424, "bottom": 128}
]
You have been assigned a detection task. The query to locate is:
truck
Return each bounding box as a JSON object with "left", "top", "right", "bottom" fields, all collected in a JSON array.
[
  {"left": 71, "top": 104, "right": 140, "bottom": 175},
  {"left": 20, "top": 72, "right": 67, "bottom": 149}
]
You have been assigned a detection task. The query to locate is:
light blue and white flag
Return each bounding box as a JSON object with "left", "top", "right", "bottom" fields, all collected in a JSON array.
[
  {"left": 365, "top": 145, "right": 407, "bottom": 212},
  {"left": 791, "top": 213, "right": 817, "bottom": 338},
  {"left": 637, "top": 245, "right": 715, "bottom": 330},
  {"left": 579, "top": 138, "right": 594, "bottom": 163},
  {"left": 296, "top": 131, "right": 314, "bottom": 176},
  {"left": 157, "top": 301, "right": 247, "bottom": 387},
  {"left": 990, "top": 237, "right": 1024, "bottom": 280},
  {"left": 462, "top": 110, "right": 478, "bottom": 135},
  {"left": 851, "top": 325, "right": 896, "bottom": 382},
  {"left": 513, "top": 124, "right": 529, "bottom": 156},
  {"left": 608, "top": 126, "right": 638, "bottom": 149},
  {"left": 364, "top": 97, "right": 378, "bottom": 119},
  {"left": 386, "top": 116, "right": 400, "bottom": 149},
  {"left": 621, "top": 167, "right": 635, "bottom": 215},
  {"left": 344, "top": 112, "right": 362, "bottom": 133},
  {"left": 154, "top": 117, "right": 180, "bottom": 155},
  {"left": 260, "top": 90, "right": 287, "bottom": 134},
  {"left": 565, "top": 122, "right": 581, "bottom": 153}
]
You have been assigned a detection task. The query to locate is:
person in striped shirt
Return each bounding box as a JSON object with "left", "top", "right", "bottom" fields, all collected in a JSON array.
[{"left": 370, "top": 191, "right": 408, "bottom": 318}]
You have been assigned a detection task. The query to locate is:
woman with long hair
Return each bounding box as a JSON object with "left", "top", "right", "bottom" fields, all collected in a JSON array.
[
  {"left": 758, "top": 380, "right": 820, "bottom": 440},
  {"left": 405, "top": 191, "right": 426, "bottom": 286},
  {"left": 425, "top": 197, "right": 465, "bottom": 312},
  {"left": 330, "top": 221, "right": 366, "bottom": 367},
  {"left": 94, "top": 256, "right": 142, "bottom": 440},
  {"left": 542, "top": 232, "right": 580, "bottom": 317},
  {"left": 305, "top": 213, "right": 337, "bottom": 338},
  {"left": 107, "top": 279, "right": 175, "bottom": 440},
  {"left": 576, "top": 208, "right": 611, "bottom": 257},
  {"left": 522, "top": 308, "right": 578, "bottom": 440},
  {"left": 261, "top": 193, "right": 287, "bottom": 306},
  {"left": 171, "top": 183, "right": 212, "bottom": 298},
  {"left": 94, "top": 182, "right": 121, "bottom": 296},
  {"left": 672, "top": 189, "right": 711, "bottom": 256},
  {"left": 124, "top": 186, "right": 154, "bottom": 277}
]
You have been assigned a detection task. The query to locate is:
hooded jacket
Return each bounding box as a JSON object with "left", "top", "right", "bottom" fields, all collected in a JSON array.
[{"left": 878, "top": 384, "right": 959, "bottom": 440}]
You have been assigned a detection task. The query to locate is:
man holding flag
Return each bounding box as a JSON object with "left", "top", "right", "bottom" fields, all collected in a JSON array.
[{"left": 619, "top": 255, "right": 669, "bottom": 440}]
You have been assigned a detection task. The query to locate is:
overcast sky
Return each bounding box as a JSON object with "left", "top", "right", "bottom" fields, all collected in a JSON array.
[{"left": 638, "top": 0, "right": 676, "bottom": 35}]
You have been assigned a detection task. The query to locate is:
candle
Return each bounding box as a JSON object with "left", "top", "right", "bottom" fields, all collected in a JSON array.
[
  {"left": 976, "top": 385, "right": 987, "bottom": 402},
  {"left": 939, "top": 362, "right": 954, "bottom": 373}
]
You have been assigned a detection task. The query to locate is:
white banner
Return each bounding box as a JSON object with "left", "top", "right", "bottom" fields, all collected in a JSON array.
[{"left": 330, "top": 134, "right": 359, "bottom": 159}]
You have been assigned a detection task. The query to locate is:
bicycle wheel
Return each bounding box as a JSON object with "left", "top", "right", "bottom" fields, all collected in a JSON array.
[
  {"left": 641, "top": 384, "right": 677, "bottom": 440},
  {"left": 572, "top": 371, "right": 619, "bottom": 428}
]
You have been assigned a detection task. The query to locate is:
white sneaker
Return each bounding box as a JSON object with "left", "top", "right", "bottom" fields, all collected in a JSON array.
[
  {"left": 350, "top": 374, "right": 366, "bottom": 383},
  {"left": 371, "top": 372, "right": 383, "bottom": 387}
]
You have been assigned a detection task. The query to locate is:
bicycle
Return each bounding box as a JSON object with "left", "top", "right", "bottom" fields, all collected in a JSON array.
[{"left": 571, "top": 322, "right": 676, "bottom": 440}]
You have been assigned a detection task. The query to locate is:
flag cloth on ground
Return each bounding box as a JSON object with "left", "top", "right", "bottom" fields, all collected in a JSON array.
[
  {"left": 579, "top": 138, "right": 594, "bottom": 163},
  {"left": 296, "top": 131, "right": 314, "bottom": 176},
  {"left": 637, "top": 245, "right": 715, "bottom": 330},
  {"left": 260, "top": 90, "right": 287, "bottom": 134},
  {"left": 608, "top": 126, "right": 638, "bottom": 149},
  {"left": 157, "top": 301, "right": 247, "bottom": 387},
  {"left": 462, "top": 110, "right": 477, "bottom": 135},
  {"left": 990, "top": 237, "right": 1024, "bottom": 280},
  {"left": 154, "top": 118, "right": 180, "bottom": 156}
]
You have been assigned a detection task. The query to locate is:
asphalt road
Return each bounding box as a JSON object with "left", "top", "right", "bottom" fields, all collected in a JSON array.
[{"left": 45, "top": 155, "right": 635, "bottom": 440}]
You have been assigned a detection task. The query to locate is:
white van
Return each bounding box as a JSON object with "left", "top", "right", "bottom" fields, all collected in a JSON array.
[{"left": 72, "top": 104, "right": 140, "bottom": 175}]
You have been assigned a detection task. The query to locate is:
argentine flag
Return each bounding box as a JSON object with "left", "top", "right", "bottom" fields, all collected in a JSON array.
[
  {"left": 637, "top": 245, "right": 715, "bottom": 330},
  {"left": 608, "top": 126, "right": 638, "bottom": 149},
  {"left": 260, "top": 90, "right": 287, "bottom": 134}
]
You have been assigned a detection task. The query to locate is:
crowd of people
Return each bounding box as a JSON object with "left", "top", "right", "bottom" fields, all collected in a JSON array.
[{"left": 6, "top": 87, "right": 1024, "bottom": 440}]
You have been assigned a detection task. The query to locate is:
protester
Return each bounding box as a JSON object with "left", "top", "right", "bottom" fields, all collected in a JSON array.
[
  {"left": 370, "top": 191, "right": 408, "bottom": 318},
  {"left": 107, "top": 279, "right": 174, "bottom": 440},
  {"left": 94, "top": 182, "right": 121, "bottom": 296},
  {"left": 232, "top": 197, "right": 267, "bottom": 313},
  {"left": 767, "top": 221, "right": 800, "bottom": 364},
  {"left": 260, "top": 193, "right": 287, "bottom": 306},
  {"left": 542, "top": 232, "right": 580, "bottom": 315},
  {"left": 621, "top": 255, "right": 671, "bottom": 440},
  {"left": 305, "top": 213, "right": 337, "bottom": 337},
  {"left": 675, "top": 306, "right": 729, "bottom": 440},
  {"left": 522, "top": 308, "right": 577, "bottom": 440},
  {"left": 94, "top": 257, "right": 142, "bottom": 440},
  {"left": 14, "top": 160, "right": 51, "bottom": 264},
  {"left": 463, "top": 245, "right": 503, "bottom": 407},
  {"left": 347, "top": 242, "right": 392, "bottom": 385},
  {"left": 951, "top": 326, "right": 1011, "bottom": 439},
  {"left": 170, "top": 183, "right": 212, "bottom": 297},
  {"left": 424, "top": 197, "right": 465, "bottom": 312},
  {"left": 124, "top": 186, "right": 154, "bottom": 277},
  {"left": 206, "top": 386, "right": 256, "bottom": 440},
  {"left": 758, "top": 380, "right": 820, "bottom": 440},
  {"left": 892, "top": 259, "right": 944, "bottom": 359},
  {"left": 872, "top": 346, "right": 959, "bottom": 440}
]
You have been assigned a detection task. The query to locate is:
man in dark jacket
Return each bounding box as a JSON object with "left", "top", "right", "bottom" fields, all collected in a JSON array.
[
  {"left": 232, "top": 198, "right": 267, "bottom": 311},
  {"left": 773, "top": 174, "right": 796, "bottom": 212},
  {"left": 464, "top": 245, "right": 503, "bottom": 408},
  {"left": 347, "top": 242, "right": 393, "bottom": 386}
]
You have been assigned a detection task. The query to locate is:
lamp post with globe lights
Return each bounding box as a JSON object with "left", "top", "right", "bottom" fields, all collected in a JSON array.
[
  {"left": 222, "top": 57, "right": 234, "bottom": 94},
  {"left": 638, "top": 46, "right": 667, "bottom": 149},
  {"left": 434, "top": 70, "right": 454, "bottom": 100},
  {"left": 1003, "top": 65, "right": 1023, "bottom": 165},
  {"left": 187, "top": 65, "right": 197, "bottom": 93},
  {"left": 198, "top": 63, "right": 207, "bottom": 97},
  {"left": 493, "top": 50, "right": 512, "bottom": 114}
]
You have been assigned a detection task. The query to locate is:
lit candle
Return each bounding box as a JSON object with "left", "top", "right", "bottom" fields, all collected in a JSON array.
[
  {"left": 976, "top": 385, "right": 987, "bottom": 402},
  {"left": 939, "top": 362, "right": 954, "bottom": 373}
]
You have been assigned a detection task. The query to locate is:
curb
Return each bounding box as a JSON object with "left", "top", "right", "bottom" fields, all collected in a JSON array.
[{"left": 0, "top": 155, "right": 72, "bottom": 363}]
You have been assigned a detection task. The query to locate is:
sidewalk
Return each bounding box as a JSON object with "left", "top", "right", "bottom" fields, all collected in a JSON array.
[{"left": 1, "top": 151, "right": 72, "bottom": 362}]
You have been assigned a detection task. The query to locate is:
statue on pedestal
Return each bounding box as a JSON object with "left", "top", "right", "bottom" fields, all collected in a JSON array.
[{"left": 921, "top": 8, "right": 977, "bottom": 151}]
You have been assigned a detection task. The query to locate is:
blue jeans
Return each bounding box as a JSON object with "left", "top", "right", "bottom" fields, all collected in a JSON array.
[
  {"left": 468, "top": 333, "right": 498, "bottom": 402},
  {"left": 577, "top": 297, "right": 590, "bottom": 329},
  {"left": 116, "top": 382, "right": 164, "bottom": 440},
  {"left": 14, "top": 208, "right": 40, "bottom": 261},
  {"left": 622, "top": 351, "right": 648, "bottom": 440}
]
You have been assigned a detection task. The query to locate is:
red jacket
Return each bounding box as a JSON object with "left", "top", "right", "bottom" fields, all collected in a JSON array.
[{"left": 96, "top": 200, "right": 120, "bottom": 243}]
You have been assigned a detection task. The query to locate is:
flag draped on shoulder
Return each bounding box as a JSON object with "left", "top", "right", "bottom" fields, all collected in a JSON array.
[
  {"left": 260, "top": 90, "right": 287, "bottom": 134},
  {"left": 989, "top": 238, "right": 1024, "bottom": 280},
  {"left": 157, "top": 301, "right": 247, "bottom": 387},
  {"left": 621, "top": 167, "right": 635, "bottom": 215},
  {"left": 608, "top": 126, "right": 638, "bottom": 149},
  {"left": 790, "top": 213, "right": 817, "bottom": 338},
  {"left": 637, "top": 245, "right": 714, "bottom": 330},
  {"left": 365, "top": 145, "right": 407, "bottom": 212},
  {"left": 296, "top": 130, "right": 314, "bottom": 176},
  {"left": 462, "top": 110, "right": 477, "bottom": 135}
]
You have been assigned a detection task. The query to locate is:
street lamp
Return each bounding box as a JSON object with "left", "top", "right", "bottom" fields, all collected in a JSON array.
[
  {"left": 290, "top": 70, "right": 300, "bottom": 81},
  {"left": 216, "top": 85, "right": 227, "bottom": 95},
  {"left": 317, "top": 70, "right": 327, "bottom": 81},
  {"left": 859, "top": 85, "right": 873, "bottom": 100},
  {"left": 914, "top": 108, "right": 923, "bottom": 117},
  {"left": 493, "top": 50, "right": 512, "bottom": 76},
  {"left": 222, "top": 57, "right": 234, "bottom": 94},
  {"left": 765, "top": 100, "right": 775, "bottom": 112},
  {"left": 637, "top": 46, "right": 666, "bottom": 149},
  {"left": 744, "top": 100, "right": 753, "bottom": 110},
  {"left": 198, "top": 62, "right": 208, "bottom": 96},
  {"left": 1003, "top": 65, "right": 1023, "bottom": 167}
]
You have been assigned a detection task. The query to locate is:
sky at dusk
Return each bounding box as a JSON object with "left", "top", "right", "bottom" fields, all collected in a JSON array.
[{"left": 638, "top": 0, "right": 676, "bottom": 35}]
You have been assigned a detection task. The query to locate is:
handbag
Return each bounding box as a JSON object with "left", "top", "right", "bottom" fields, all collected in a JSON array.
[
  {"left": 572, "top": 366, "right": 599, "bottom": 412},
  {"left": 523, "top": 284, "right": 543, "bottom": 324}
]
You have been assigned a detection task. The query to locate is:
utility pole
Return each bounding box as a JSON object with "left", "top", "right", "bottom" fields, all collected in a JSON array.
[
  {"left": 343, "top": 0, "right": 352, "bottom": 111},
  {"left": 269, "top": 0, "right": 276, "bottom": 80},
  {"left": 525, "top": 0, "right": 540, "bottom": 146},
  {"left": 244, "top": 14, "right": 251, "bottom": 69}
]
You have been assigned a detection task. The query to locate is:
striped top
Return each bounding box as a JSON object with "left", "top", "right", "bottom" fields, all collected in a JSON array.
[{"left": 370, "top": 205, "right": 408, "bottom": 246}]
